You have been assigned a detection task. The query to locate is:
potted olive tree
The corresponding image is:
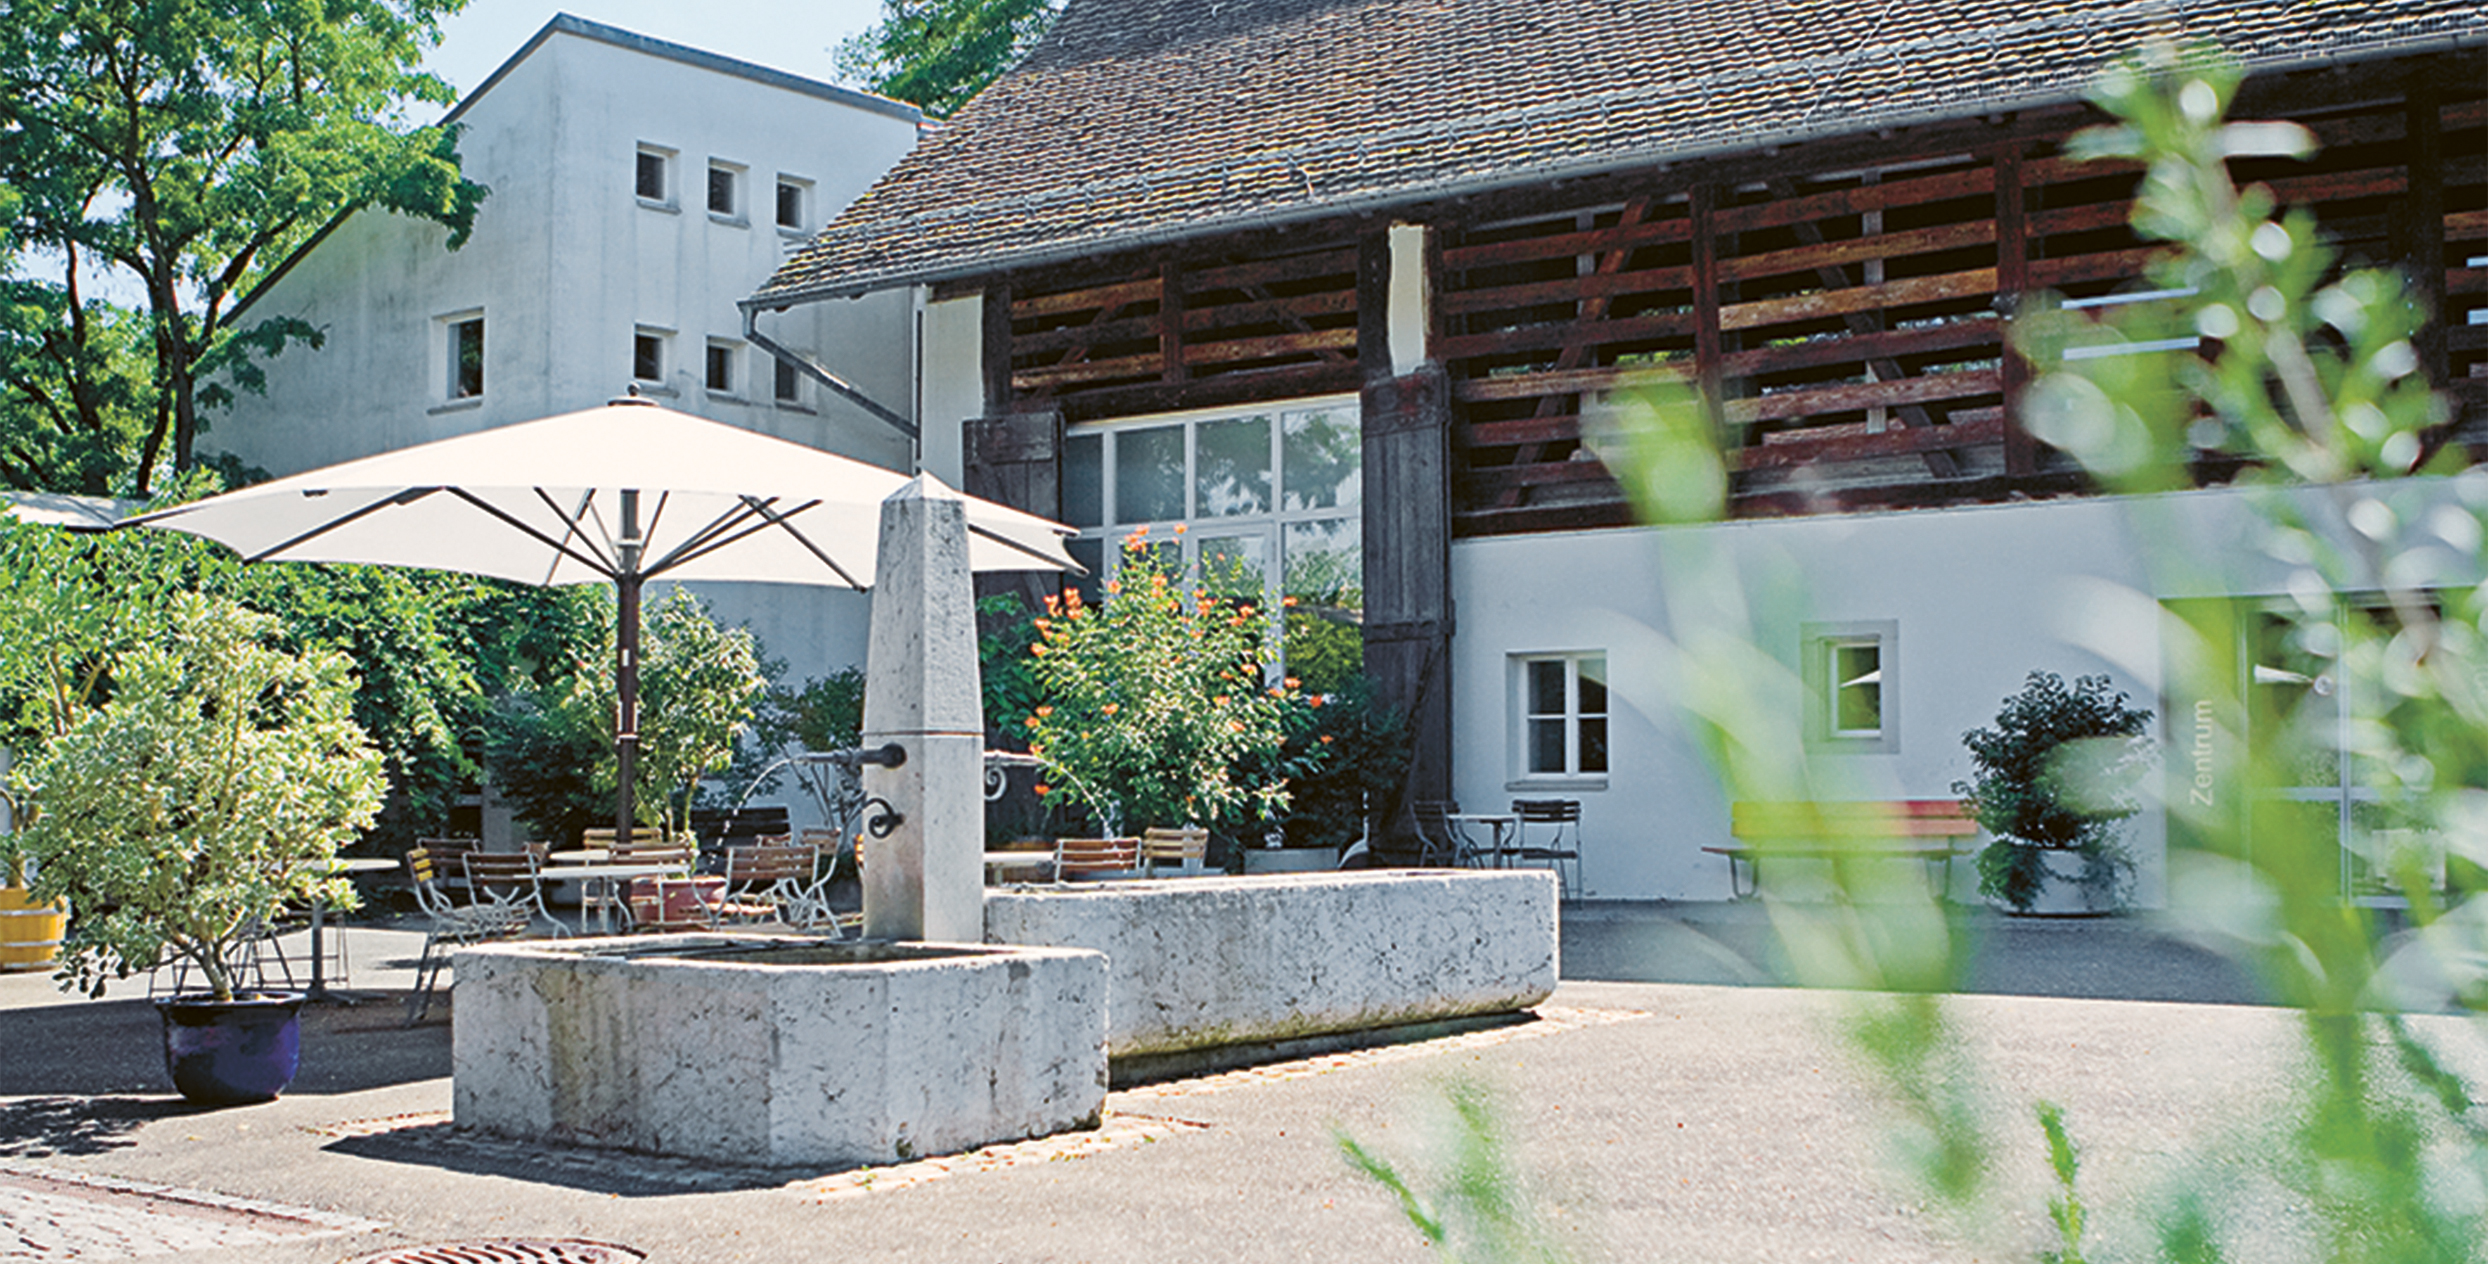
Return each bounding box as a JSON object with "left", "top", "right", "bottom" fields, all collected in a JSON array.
[
  {"left": 4, "top": 593, "right": 384, "bottom": 1104},
  {"left": 1954, "top": 671, "right": 2153, "bottom": 915}
]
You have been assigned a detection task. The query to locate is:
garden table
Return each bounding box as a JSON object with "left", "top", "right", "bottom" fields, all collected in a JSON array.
[
  {"left": 551, "top": 861, "right": 694, "bottom": 933},
  {"left": 1445, "top": 813, "right": 1518, "bottom": 868}
]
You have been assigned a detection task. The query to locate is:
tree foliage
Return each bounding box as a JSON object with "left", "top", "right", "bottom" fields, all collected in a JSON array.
[
  {"left": 1023, "top": 529, "right": 1304, "bottom": 833},
  {"left": 833, "top": 0, "right": 1059, "bottom": 116},
  {"left": 5, "top": 593, "right": 384, "bottom": 1000},
  {"left": 1953, "top": 671, "right": 2153, "bottom": 911},
  {"left": 0, "top": 0, "right": 487, "bottom": 491}
]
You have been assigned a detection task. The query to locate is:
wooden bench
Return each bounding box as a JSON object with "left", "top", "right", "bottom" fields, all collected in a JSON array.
[
  {"left": 1053, "top": 837, "right": 1142, "bottom": 880},
  {"left": 1704, "top": 801, "right": 1979, "bottom": 900}
]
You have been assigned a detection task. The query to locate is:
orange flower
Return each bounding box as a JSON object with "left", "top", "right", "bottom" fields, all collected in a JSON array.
[
  {"left": 1032, "top": 618, "right": 1052, "bottom": 631},
  {"left": 1172, "top": 523, "right": 1186, "bottom": 535},
  {"left": 1319, "top": 735, "right": 1334, "bottom": 745},
  {"left": 1034, "top": 783, "right": 1051, "bottom": 796},
  {"left": 1212, "top": 696, "right": 1229, "bottom": 706},
  {"left": 1283, "top": 677, "right": 1300, "bottom": 689},
  {"left": 1024, "top": 716, "right": 1040, "bottom": 728},
  {"left": 1034, "top": 705, "right": 1053, "bottom": 718},
  {"left": 1031, "top": 643, "right": 1048, "bottom": 656},
  {"left": 1308, "top": 695, "right": 1325, "bottom": 708},
  {"left": 1101, "top": 703, "right": 1118, "bottom": 716},
  {"left": 1106, "top": 580, "right": 1122, "bottom": 595},
  {"left": 1282, "top": 595, "right": 1298, "bottom": 607}
]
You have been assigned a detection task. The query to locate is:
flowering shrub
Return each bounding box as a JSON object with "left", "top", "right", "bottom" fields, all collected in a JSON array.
[{"left": 1024, "top": 528, "right": 1303, "bottom": 833}]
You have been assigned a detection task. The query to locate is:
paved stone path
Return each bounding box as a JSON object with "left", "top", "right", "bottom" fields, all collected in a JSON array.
[{"left": 0, "top": 1161, "right": 379, "bottom": 1260}]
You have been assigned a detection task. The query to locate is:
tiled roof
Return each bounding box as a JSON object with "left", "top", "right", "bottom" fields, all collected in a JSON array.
[{"left": 751, "top": 0, "right": 2482, "bottom": 307}]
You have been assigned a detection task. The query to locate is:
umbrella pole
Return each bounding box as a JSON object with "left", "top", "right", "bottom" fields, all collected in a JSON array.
[
  {"left": 616, "top": 490, "right": 643, "bottom": 842},
  {"left": 616, "top": 569, "right": 641, "bottom": 841}
]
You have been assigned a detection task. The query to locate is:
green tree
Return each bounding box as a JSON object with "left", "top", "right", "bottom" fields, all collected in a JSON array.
[
  {"left": 483, "top": 587, "right": 766, "bottom": 844},
  {"left": 833, "top": 0, "right": 1060, "bottom": 115},
  {"left": 5, "top": 592, "right": 384, "bottom": 1000},
  {"left": 0, "top": 0, "right": 487, "bottom": 492}
]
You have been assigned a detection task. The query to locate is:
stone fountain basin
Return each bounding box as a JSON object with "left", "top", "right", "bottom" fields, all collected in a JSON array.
[{"left": 452, "top": 935, "right": 1108, "bottom": 1167}]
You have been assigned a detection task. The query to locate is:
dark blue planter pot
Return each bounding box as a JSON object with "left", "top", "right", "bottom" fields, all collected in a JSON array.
[{"left": 156, "top": 992, "right": 305, "bottom": 1106}]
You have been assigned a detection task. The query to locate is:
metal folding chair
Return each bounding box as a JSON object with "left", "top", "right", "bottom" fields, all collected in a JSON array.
[{"left": 1510, "top": 799, "right": 1584, "bottom": 898}]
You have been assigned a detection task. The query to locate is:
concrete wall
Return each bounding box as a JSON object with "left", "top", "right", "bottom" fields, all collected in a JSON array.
[
  {"left": 1449, "top": 477, "right": 2486, "bottom": 905},
  {"left": 984, "top": 870, "right": 1559, "bottom": 1056}
]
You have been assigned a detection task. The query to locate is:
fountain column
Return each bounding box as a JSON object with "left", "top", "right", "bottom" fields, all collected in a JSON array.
[{"left": 860, "top": 475, "right": 987, "bottom": 942}]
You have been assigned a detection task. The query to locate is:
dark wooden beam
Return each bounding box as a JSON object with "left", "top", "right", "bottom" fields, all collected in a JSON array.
[{"left": 1996, "top": 140, "right": 2039, "bottom": 477}]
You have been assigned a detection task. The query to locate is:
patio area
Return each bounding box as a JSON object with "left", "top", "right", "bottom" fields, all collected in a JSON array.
[{"left": 4, "top": 905, "right": 2456, "bottom": 1263}]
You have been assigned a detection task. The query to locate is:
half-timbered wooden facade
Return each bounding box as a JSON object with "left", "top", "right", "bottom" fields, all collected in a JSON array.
[{"left": 750, "top": 0, "right": 2486, "bottom": 899}]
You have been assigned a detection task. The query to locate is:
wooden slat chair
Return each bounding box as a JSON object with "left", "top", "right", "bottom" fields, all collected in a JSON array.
[
  {"left": 403, "top": 846, "right": 537, "bottom": 1024},
  {"left": 417, "top": 836, "right": 482, "bottom": 894},
  {"left": 713, "top": 840, "right": 814, "bottom": 926},
  {"left": 1053, "top": 837, "right": 1142, "bottom": 881},
  {"left": 603, "top": 837, "right": 710, "bottom": 932},
  {"left": 1139, "top": 826, "right": 1209, "bottom": 876},
  {"left": 461, "top": 851, "right": 569, "bottom": 936},
  {"left": 1510, "top": 799, "right": 1584, "bottom": 898}
]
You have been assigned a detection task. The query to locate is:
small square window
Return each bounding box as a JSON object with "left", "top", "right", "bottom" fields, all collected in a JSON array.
[
  {"left": 706, "top": 341, "right": 738, "bottom": 395},
  {"left": 635, "top": 146, "right": 672, "bottom": 203},
  {"left": 773, "top": 356, "right": 802, "bottom": 404},
  {"left": 707, "top": 162, "right": 742, "bottom": 219},
  {"left": 1804, "top": 621, "right": 1899, "bottom": 752},
  {"left": 632, "top": 329, "right": 668, "bottom": 385},
  {"left": 1513, "top": 653, "right": 1608, "bottom": 781},
  {"left": 448, "top": 316, "right": 484, "bottom": 400},
  {"left": 775, "top": 177, "right": 809, "bottom": 230}
]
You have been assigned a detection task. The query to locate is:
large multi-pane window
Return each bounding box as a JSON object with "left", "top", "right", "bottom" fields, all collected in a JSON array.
[
  {"left": 1514, "top": 653, "right": 1608, "bottom": 780},
  {"left": 1061, "top": 400, "right": 1362, "bottom": 690}
]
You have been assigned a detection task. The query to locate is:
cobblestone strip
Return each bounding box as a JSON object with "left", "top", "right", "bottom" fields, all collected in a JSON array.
[{"left": 0, "top": 1160, "right": 382, "bottom": 1261}]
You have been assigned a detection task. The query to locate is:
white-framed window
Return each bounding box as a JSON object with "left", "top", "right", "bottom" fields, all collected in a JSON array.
[
  {"left": 439, "top": 310, "right": 484, "bottom": 402},
  {"left": 1803, "top": 620, "right": 1898, "bottom": 752},
  {"left": 1061, "top": 398, "right": 1363, "bottom": 692},
  {"left": 1511, "top": 652, "right": 1608, "bottom": 784},
  {"left": 707, "top": 160, "right": 745, "bottom": 222},
  {"left": 774, "top": 175, "right": 811, "bottom": 233},
  {"left": 772, "top": 356, "right": 805, "bottom": 406},
  {"left": 705, "top": 338, "right": 742, "bottom": 397},
  {"left": 632, "top": 326, "right": 672, "bottom": 389},
  {"left": 635, "top": 144, "right": 675, "bottom": 207}
]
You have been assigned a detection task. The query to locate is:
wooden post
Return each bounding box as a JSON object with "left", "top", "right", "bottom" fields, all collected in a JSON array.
[
  {"left": 1359, "top": 231, "right": 1454, "bottom": 850},
  {"left": 1995, "top": 139, "right": 2039, "bottom": 477},
  {"left": 2398, "top": 86, "right": 2448, "bottom": 397},
  {"left": 1689, "top": 184, "right": 1727, "bottom": 438}
]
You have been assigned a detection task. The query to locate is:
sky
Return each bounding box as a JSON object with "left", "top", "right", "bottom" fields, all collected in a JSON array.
[{"left": 421, "top": 1, "right": 891, "bottom": 114}]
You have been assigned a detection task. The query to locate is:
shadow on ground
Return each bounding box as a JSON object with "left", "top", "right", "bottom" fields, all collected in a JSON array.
[
  {"left": 0, "top": 994, "right": 451, "bottom": 1099},
  {"left": 319, "top": 1122, "right": 824, "bottom": 1197},
  {"left": 1560, "top": 901, "right": 2268, "bottom": 1005}
]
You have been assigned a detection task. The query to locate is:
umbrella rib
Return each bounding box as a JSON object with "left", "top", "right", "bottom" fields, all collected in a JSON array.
[
  {"left": 529, "top": 488, "right": 620, "bottom": 577},
  {"left": 442, "top": 487, "right": 619, "bottom": 579},
  {"left": 736, "top": 497, "right": 864, "bottom": 588},
  {"left": 968, "top": 521, "right": 1080, "bottom": 572},
  {"left": 641, "top": 497, "right": 780, "bottom": 576},
  {"left": 237, "top": 487, "right": 440, "bottom": 563}
]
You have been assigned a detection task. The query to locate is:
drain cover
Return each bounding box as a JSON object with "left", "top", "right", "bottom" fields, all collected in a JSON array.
[{"left": 344, "top": 1242, "right": 644, "bottom": 1264}]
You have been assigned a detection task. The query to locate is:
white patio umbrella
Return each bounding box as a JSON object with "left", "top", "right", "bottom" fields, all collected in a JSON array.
[{"left": 127, "top": 395, "right": 1075, "bottom": 836}]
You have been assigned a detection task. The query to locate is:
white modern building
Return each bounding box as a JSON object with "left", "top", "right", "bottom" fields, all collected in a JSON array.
[{"left": 210, "top": 14, "right": 928, "bottom": 687}]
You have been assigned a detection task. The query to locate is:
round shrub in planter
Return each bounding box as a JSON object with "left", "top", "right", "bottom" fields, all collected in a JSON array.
[{"left": 1953, "top": 671, "right": 2153, "bottom": 915}]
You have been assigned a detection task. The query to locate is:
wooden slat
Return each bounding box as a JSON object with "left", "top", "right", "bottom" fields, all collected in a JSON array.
[
  {"left": 1717, "top": 314, "right": 2000, "bottom": 378},
  {"left": 1731, "top": 414, "right": 2005, "bottom": 470},
  {"left": 1438, "top": 265, "right": 1696, "bottom": 315},
  {"left": 1014, "top": 352, "right": 1163, "bottom": 390},
  {"left": 1436, "top": 311, "right": 1697, "bottom": 362},
  {"left": 1055, "top": 362, "right": 1358, "bottom": 425},
  {"left": 2263, "top": 167, "right": 2408, "bottom": 206},
  {"left": 1461, "top": 458, "right": 1617, "bottom": 496},
  {"left": 2022, "top": 152, "right": 2147, "bottom": 185},
  {"left": 1182, "top": 327, "right": 1356, "bottom": 365},
  {"left": 1012, "top": 289, "right": 1361, "bottom": 357},
  {"left": 1712, "top": 166, "right": 1995, "bottom": 235},
  {"left": 1440, "top": 216, "right": 1693, "bottom": 271},
  {"left": 2436, "top": 265, "right": 2484, "bottom": 297},
  {"left": 1720, "top": 268, "right": 1997, "bottom": 331},
  {"left": 1454, "top": 362, "right": 1688, "bottom": 404},
  {"left": 1721, "top": 220, "right": 1997, "bottom": 284},
  {"left": 2027, "top": 248, "right": 2162, "bottom": 288},
  {"left": 1725, "top": 369, "right": 2001, "bottom": 425},
  {"left": 1466, "top": 414, "right": 1590, "bottom": 448},
  {"left": 1013, "top": 277, "right": 1158, "bottom": 321},
  {"left": 2028, "top": 200, "right": 2137, "bottom": 237},
  {"left": 1186, "top": 246, "right": 1359, "bottom": 292},
  {"left": 2446, "top": 208, "right": 2488, "bottom": 239}
]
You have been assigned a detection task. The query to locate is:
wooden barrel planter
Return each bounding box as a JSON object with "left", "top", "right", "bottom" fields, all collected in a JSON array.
[{"left": 0, "top": 885, "right": 67, "bottom": 972}]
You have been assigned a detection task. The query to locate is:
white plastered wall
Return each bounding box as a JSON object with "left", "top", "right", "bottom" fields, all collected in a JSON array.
[{"left": 1449, "top": 477, "right": 2483, "bottom": 905}]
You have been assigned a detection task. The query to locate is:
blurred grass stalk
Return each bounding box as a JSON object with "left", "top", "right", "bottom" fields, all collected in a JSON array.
[{"left": 1577, "top": 41, "right": 2488, "bottom": 1263}]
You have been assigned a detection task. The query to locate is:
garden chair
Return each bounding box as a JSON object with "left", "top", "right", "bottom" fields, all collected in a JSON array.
[
  {"left": 1053, "top": 837, "right": 1142, "bottom": 880},
  {"left": 1139, "top": 826, "right": 1209, "bottom": 876},
  {"left": 461, "top": 850, "right": 571, "bottom": 936},
  {"left": 1410, "top": 800, "right": 1467, "bottom": 868},
  {"left": 1510, "top": 799, "right": 1583, "bottom": 898},
  {"left": 713, "top": 839, "right": 813, "bottom": 926},
  {"left": 773, "top": 827, "right": 858, "bottom": 935},
  {"left": 417, "top": 836, "right": 481, "bottom": 894},
  {"left": 403, "top": 846, "right": 537, "bottom": 1024}
]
